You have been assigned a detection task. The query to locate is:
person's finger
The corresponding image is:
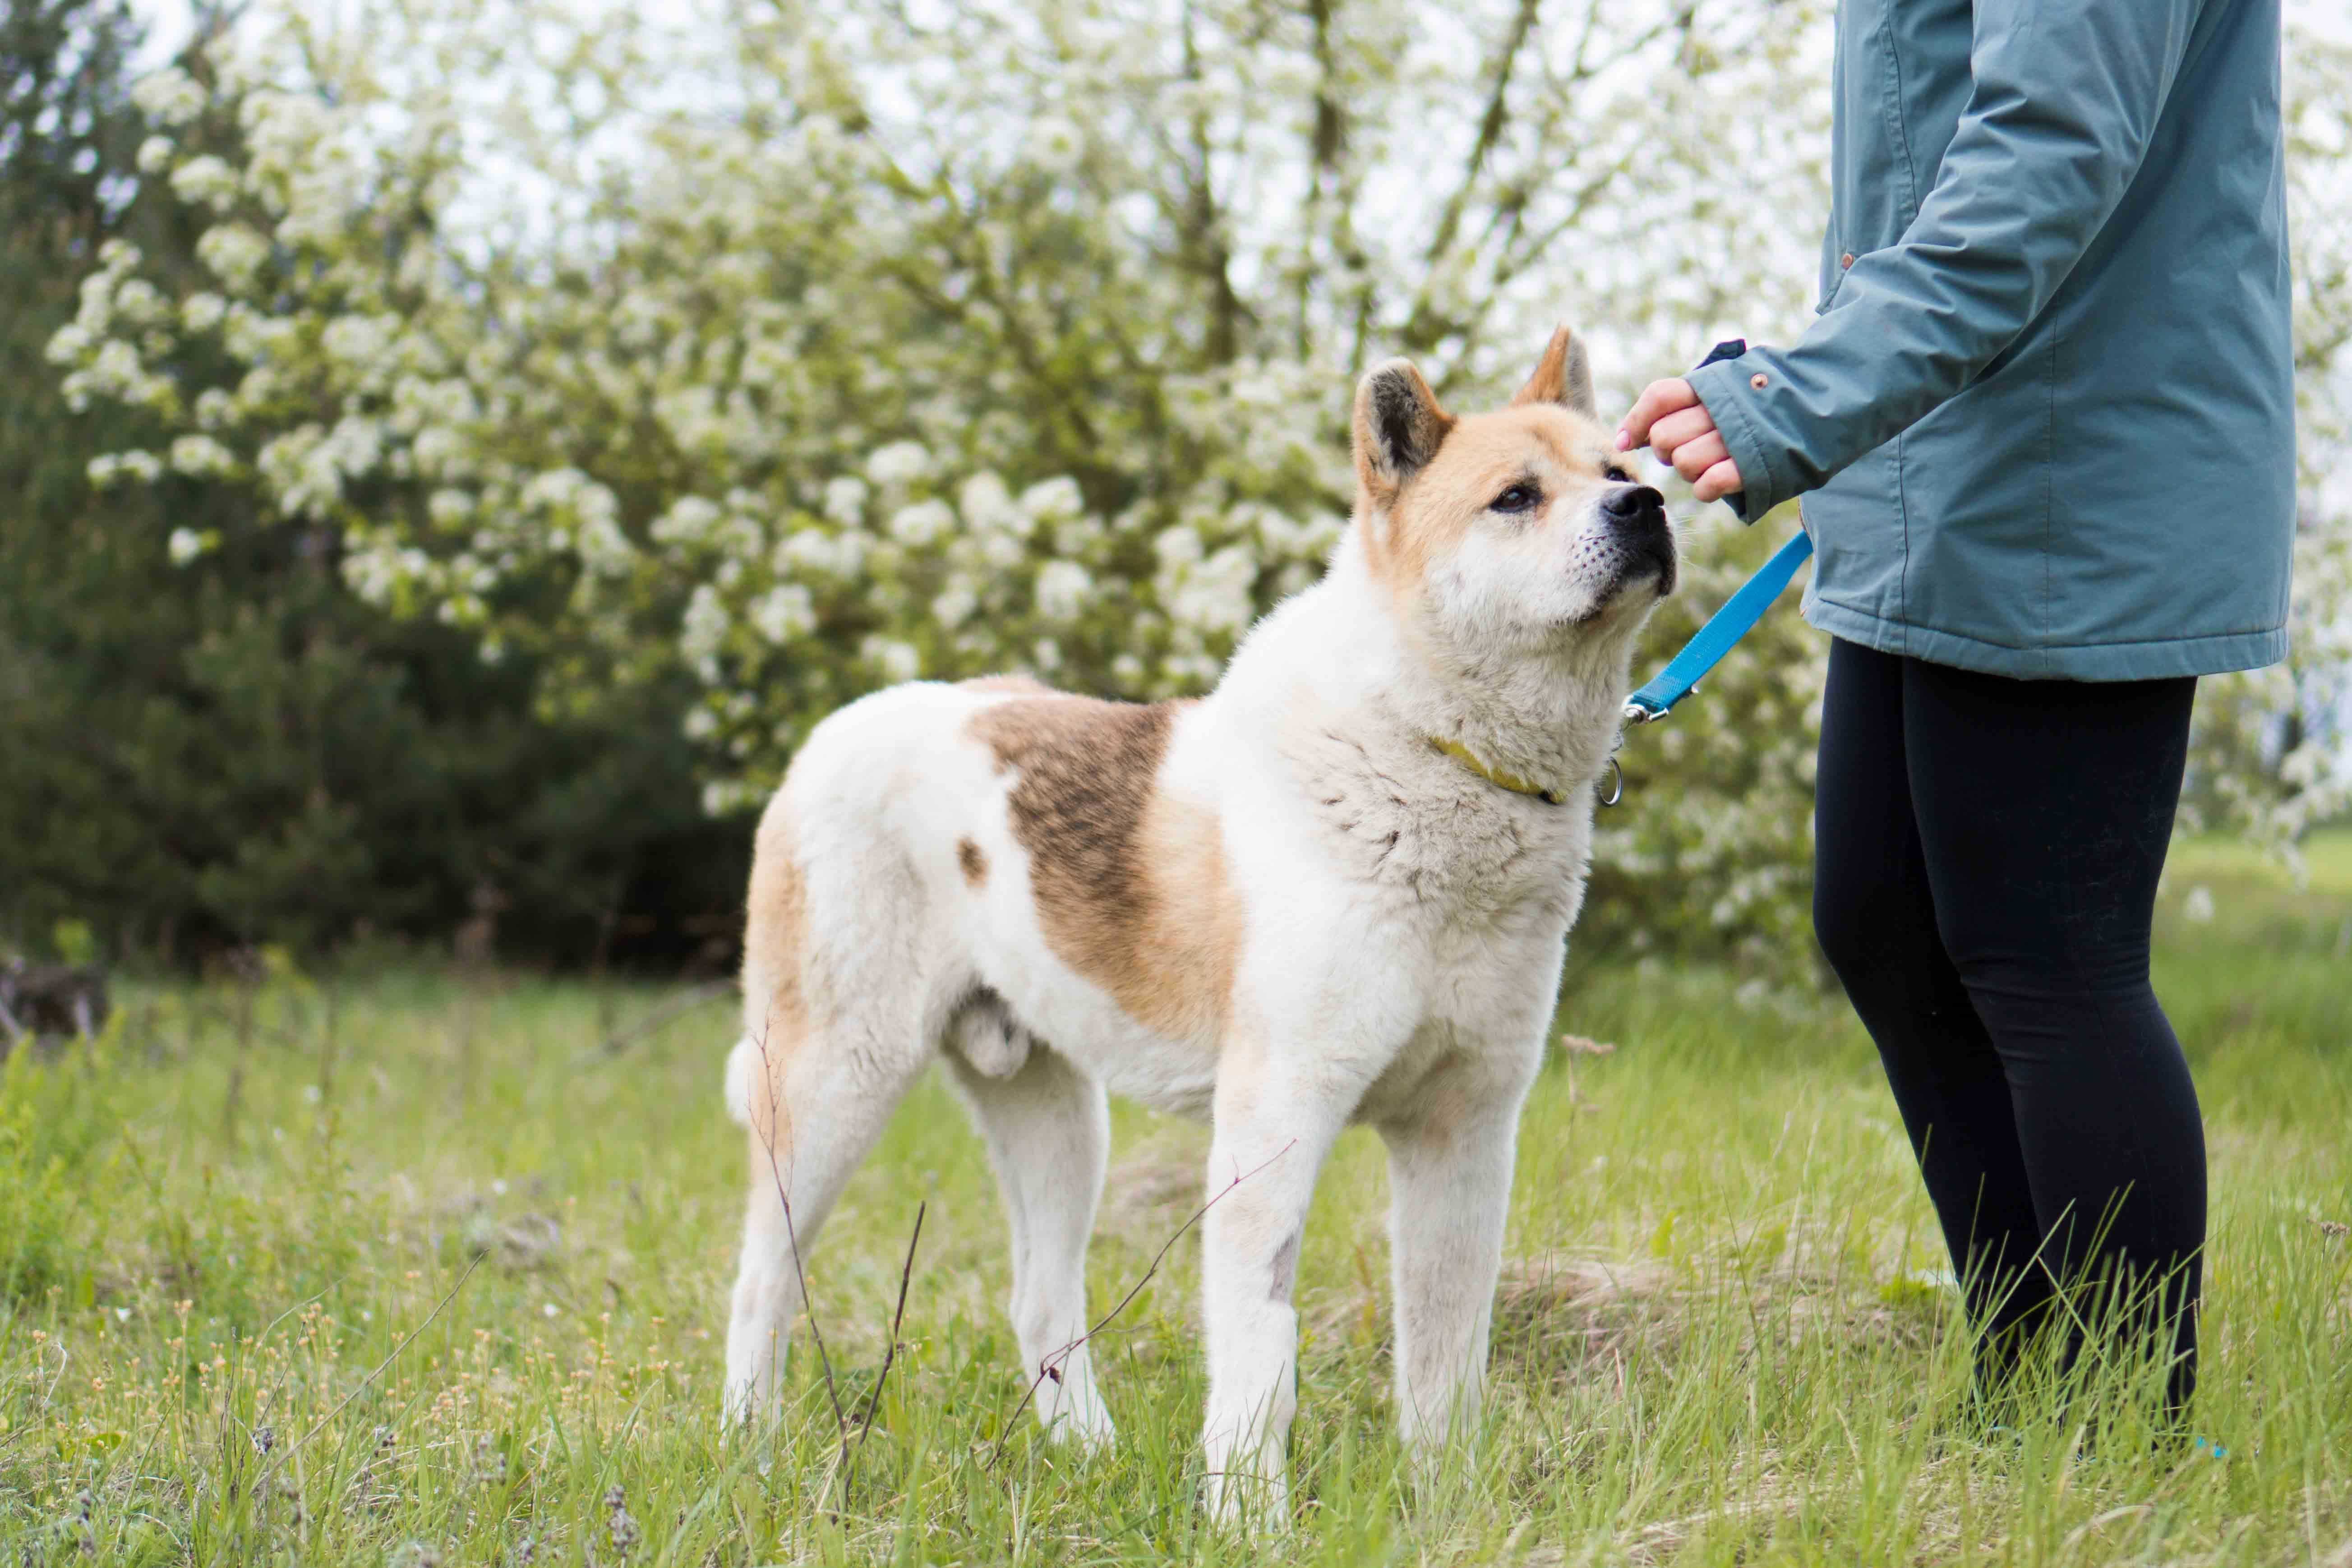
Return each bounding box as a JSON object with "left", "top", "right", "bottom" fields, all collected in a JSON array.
[
  {"left": 1692, "top": 458, "right": 1745, "bottom": 503},
  {"left": 1646, "top": 405, "right": 1717, "bottom": 459},
  {"left": 1616, "top": 378, "right": 1699, "bottom": 451},
  {"left": 1671, "top": 431, "right": 1731, "bottom": 483}
]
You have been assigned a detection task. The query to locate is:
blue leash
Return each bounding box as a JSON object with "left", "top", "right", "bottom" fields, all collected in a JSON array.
[
  {"left": 1623, "top": 528, "right": 1813, "bottom": 723},
  {"left": 1621, "top": 338, "right": 1813, "bottom": 726}
]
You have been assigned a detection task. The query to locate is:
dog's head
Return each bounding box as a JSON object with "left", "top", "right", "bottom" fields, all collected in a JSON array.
[{"left": 1350, "top": 327, "right": 1675, "bottom": 666}]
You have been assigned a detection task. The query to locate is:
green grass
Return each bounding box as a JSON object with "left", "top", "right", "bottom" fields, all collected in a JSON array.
[{"left": 2, "top": 837, "right": 2348, "bottom": 1564}]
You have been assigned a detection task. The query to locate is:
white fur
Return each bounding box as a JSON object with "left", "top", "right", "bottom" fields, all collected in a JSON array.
[{"left": 719, "top": 463, "right": 1667, "bottom": 1525}]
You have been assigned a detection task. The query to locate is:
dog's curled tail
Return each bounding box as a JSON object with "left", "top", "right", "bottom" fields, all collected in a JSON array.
[{"left": 723, "top": 1036, "right": 758, "bottom": 1129}]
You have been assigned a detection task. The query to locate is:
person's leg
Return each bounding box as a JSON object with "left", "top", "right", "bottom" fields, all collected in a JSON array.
[
  {"left": 1900, "top": 657, "right": 2204, "bottom": 1413},
  {"left": 1812, "top": 638, "right": 2052, "bottom": 1389}
]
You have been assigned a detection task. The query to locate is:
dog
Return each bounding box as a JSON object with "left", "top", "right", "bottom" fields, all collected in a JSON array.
[{"left": 719, "top": 327, "right": 1676, "bottom": 1517}]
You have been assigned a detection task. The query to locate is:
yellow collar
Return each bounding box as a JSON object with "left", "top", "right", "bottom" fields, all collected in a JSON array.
[{"left": 1428, "top": 737, "right": 1569, "bottom": 806}]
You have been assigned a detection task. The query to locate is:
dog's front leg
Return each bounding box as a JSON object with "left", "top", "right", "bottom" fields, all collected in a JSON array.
[
  {"left": 1196, "top": 1063, "right": 1353, "bottom": 1531},
  {"left": 1378, "top": 1061, "right": 1534, "bottom": 1464}
]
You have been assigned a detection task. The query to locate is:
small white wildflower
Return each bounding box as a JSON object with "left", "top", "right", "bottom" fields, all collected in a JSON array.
[
  {"left": 136, "top": 135, "right": 175, "bottom": 175},
  {"left": 2182, "top": 885, "right": 2215, "bottom": 923},
  {"left": 682, "top": 707, "right": 719, "bottom": 741}
]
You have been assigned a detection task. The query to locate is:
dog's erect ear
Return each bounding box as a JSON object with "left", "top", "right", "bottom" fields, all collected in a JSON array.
[
  {"left": 1353, "top": 359, "right": 1453, "bottom": 497},
  {"left": 1511, "top": 325, "right": 1596, "bottom": 419}
]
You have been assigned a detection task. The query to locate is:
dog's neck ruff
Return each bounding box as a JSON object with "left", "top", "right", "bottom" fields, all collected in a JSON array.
[{"left": 1426, "top": 736, "right": 1568, "bottom": 806}]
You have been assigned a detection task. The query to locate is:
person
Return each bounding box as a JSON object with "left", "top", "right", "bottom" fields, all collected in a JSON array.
[{"left": 1617, "top": 0, "right": 2293, "bottom": 1423}]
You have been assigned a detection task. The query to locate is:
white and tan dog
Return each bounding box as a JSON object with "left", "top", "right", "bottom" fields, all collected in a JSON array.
[{"left": 720, "top": 328, "right": 1675, "bottom": 1513}]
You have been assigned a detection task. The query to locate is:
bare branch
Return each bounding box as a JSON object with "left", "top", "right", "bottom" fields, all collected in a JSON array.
[{"left": 839, "top": 1200, "right": 927, "bottom": 1508}]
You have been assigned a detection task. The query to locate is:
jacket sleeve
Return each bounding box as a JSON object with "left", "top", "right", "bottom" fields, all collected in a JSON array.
[{"left": 1686, "top": 0, "right": 2204, "bottom": 522}]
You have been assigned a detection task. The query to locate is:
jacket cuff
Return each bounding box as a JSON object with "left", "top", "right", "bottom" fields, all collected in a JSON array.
[{"left": 1685, "top": 358, "right": 1782, "bottom": 525}]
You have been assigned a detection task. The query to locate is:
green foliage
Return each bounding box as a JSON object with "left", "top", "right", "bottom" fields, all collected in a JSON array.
[
  {"left": 23, "top": 0, "right": 2352, "bottom": 973},
  {"left": 0, "top": 0, "right": 748, "bottom": 965}
]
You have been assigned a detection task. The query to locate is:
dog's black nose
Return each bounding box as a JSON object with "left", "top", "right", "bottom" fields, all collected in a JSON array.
[{"left": 1601, "top": 484, "right": 1666, "bottom": 522}]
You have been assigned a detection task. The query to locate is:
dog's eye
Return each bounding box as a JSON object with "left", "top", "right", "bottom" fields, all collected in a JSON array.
[
  {"left": 1489, "top": 484, "right": 1540, "bottom": 514},
  {"left": 1604, "top": 465, "right": 1635, "bottom": 484}
]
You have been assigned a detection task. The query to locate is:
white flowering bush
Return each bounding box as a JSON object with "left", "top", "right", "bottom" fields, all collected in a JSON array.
[{"left": 45, "top": 0, "right": 2352, "bottom": 969}]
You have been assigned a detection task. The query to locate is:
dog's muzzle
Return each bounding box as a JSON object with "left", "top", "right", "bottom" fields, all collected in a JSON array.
[{"left": 1600, "top": 484, "right": 1677, "bottom": 597}]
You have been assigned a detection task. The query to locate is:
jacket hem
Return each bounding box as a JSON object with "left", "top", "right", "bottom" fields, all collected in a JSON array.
[{"left": 1801, "top": 597, "right": 2289, "bottom": 681}]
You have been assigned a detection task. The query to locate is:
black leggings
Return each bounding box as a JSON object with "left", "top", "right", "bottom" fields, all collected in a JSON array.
[{"left": 1813, "top": 637, "right": 2204, "bottom": 1412}]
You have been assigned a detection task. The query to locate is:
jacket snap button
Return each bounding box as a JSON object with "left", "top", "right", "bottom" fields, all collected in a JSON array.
[
  {"left": 1750, "top": 372, "right": 1770, "bottom": 390},
  {"left": 1840, "top": 251, "right": 1855, "bottom": 268}
]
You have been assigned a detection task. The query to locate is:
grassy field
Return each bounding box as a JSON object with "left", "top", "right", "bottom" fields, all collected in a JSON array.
[{"left": 2, "top": 835, "right": 2347, "bottom": 1565}]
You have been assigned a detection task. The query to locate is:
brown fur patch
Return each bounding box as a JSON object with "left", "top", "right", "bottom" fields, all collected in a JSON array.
[
  {"left": 957, "top": 837, "right": 988, "bottom": 886},
  {"left": 967, "top": 697, "right": 1241, "bottom": 1043},
  {"left": 738, "top": 799, "right": 808, "bottom": 1150}
]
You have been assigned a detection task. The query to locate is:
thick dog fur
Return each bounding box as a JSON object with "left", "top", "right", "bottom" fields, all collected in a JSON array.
[{"left": 720, "top": 328, "right": 1675, "bottom": 1518}]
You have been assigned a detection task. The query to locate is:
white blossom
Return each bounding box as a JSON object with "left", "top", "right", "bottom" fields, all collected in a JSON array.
[
  {"left": 860, "top": 635, "right": 921, "bottom": 683},
  {"left": 821, "top": 476, "right": 869, "bottom": 525},
  {"left": 751, "top": 584, "right": 818, "bottom": 643},
  {"left": 131, "top": 68, "right": 206, "bottom": 127},
  {"left": 866, "top": 441, "right": 932, "bottom": 489},
  {"left": 1019, "top": 477, "right": 1084, "bottom": 529},
  {"left": 888, "top": 499, "right": 955, "bottom": 548},
  {"left": 1034, "top": 560, "right": 1094, "bottom": 621},
  {"left": 167, "top": 527, "right": 209, "bottom": 566},
  {"left": 195, "top": 224, "right": 271, "bottom": 291},
  {"left": 680, "top": 583, "right": 731, "bottom": 669},
  {"left": 181, "top": 293, "right": 227, "bottom": 333},
  {"left": 169, "top": 434, "right": 237, "bottom": 477},
  {"left": 170, "top": 155, "right": 241, "bottom": 212}
]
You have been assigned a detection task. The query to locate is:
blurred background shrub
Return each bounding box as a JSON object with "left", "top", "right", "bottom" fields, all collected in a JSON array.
[{"left": 10, "top": 0, "right": 2352, "bottom": 976}]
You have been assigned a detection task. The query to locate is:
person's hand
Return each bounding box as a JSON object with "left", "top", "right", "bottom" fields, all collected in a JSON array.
[{"left": 1618, "top": 378, "right": 1744, "bottom": 503}]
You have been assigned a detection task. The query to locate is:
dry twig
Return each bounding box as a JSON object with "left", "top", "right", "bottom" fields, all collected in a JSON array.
[{"left": 986, "top": 1140, "right": 1297, "bottom": 1470}]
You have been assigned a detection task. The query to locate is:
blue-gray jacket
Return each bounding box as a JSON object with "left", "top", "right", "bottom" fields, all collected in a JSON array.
[{"left": 1688, "top": 0, "right": 2294, "bottom": 680}]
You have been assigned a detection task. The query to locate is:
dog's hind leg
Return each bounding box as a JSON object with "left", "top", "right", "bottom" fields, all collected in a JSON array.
[
  {"left": 944, "top": 1040, "right": 1116, "bottom": 1445},
  {"left": 721, "top": 1013, "right": 928, "bottom": 1430}
]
